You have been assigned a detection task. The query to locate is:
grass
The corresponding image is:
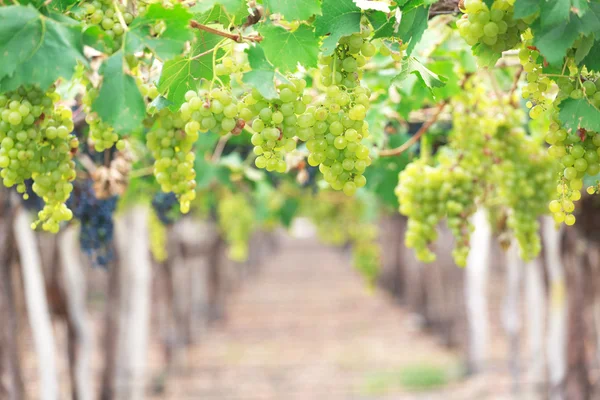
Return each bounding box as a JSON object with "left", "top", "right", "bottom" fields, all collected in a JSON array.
[{"left": 360, "top": 363, "right": 450, "bottom": 395}]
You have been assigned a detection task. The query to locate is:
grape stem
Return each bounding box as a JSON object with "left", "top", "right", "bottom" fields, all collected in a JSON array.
[
  {"left": 212, "top": 133, "right": 232, "bottom": 162},
  {"left": 378, "top": 101, "right": 447, "bottom": 157},
  {"left": 129, "top": 166, "right": 154, "bottom": 179},
  {"left": 509, "top": 66, "right": 523, "bottom": 106},
  {"left": 379, "top": 75, "right": 470, "bottom": 157},
  {"left": 190, "top": 21, "right": 262, "bottom": 43}
]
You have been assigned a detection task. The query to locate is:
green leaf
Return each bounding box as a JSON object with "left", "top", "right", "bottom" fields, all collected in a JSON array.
[
  {"left": 0, "top": 5, "right": 87, "bottom": 91},
  {"left": 157, "top": 31, "right": 221, "bottom": 107},
  {"left": 258, "top": 24, "right": 319, "bottom": 72},
  {"left": 393, "top": 57, "right": 446, "bottom": 94},
  {"left": 575, "top": 34, "right": 595, "bottom": 64},
  {"left": 92, "top": 51, "right": 145, "bottom": 134},
  {"left": 194, "top": 4, "right": 231, "bottom": 25},
  {"left": 369, "top": 5, "right": 430, "bottom": 55},
  {"left": 263, "top": 0, "right": 321, "bottom": 21},
  {"left": 539, "top": 0, "right": 570, "bottom": 28},
  {"left": 558, "top": 98, "right": 600, "bottom": 132},
  {"left": 149, "top": 95, "right": 174, "bottom": 112},
  {"left": 190, "top": 0, "right": 249, "bottom": 25},
  {"left": 581, "top": 41, "right": 600, "bottom": 72},
  {"left": 83, "top": 25, "right": 115, "bottom": 53},
  {"left": 278, "top": 197, "right": 299, "bottom": 227},
  {"left": 126, "top": 3, "right": 193, "bottom": 60},
  {"left": 315, "top": 0, "right": 361, "bottom": 55},
  {"left": 48, "top": 0, "right": 79, "bottom": 12},
  {"left": 513, "top": 0, "right": 540, "bottom": 19},
  {"left": 242, "top": 45, "right": 277, "bottom": 100},
  {"left": 472, "top": 42, "right": 502, "bottom": 68}
]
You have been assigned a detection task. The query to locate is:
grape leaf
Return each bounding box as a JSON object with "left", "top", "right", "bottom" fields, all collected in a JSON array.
[
  {"left": 513, "top": 0, "right": 540, "bottom": 19},
  {"left": 149, "top": 95, "right": 173, "bottom": 112},
  {"left": 258, "top": 24, "right": 319, "bottom": 72},
  {"left": 126, "top": 3, "right": 193, "bottom": 60},
  {"left": 575, "top": 34, "right": 595, "bottom": 64},
  {"left": 369, "top": 4, "right": 429, "bottom": 55},
  {"left": 393, "top": 57, "right": 447, "bottom": 94},
  {"left": 558, "top": 98, "right": 600, "bottom": 133},
  {"left": 190, "top": 0, "right": 249, "bottom": 25},
  {"left": 531, "top": 19, "right": 579, "bottom": 66},
  {"left": 92, "top": 51, "right": 145, "bottom": 134},
  {"left": 263, "top": 0, "right": 321, "bottom": 21},
  {"left": 48, "top": 0, "right": 79, "bottom": 11},
  {"left": 315, "top": 0, "right": 361, "bottom": 56},
  {"left": 157, "top": 31, "right": 221, "bottom": 107},
  {"left": 539, "top": 0, "right": 570, "bottom": 28},
  {"left": 83, "top": 25, "right": 116, "bottom": 53},
  {"left": 0, "top": 5, "right": 87, "bottom": 91},
  {"left": 581, "top": 41, "right": 600, "bottom": 72},
  {"left": 278, "top": 197, "right": 300, "bottom": 227},
  {"left": 194, "top": 4, "right": 231, "bottom": 25},
  {"left": 472, "top": 43, "right": 502, "bottom": 68},
  {"left": 242, "top": 46, "right": 277, "bottom": 100}
]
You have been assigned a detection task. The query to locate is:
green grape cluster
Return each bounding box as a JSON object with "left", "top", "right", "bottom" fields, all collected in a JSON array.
[
  {"left": 306, "top": 25, "right": 375, "bottom": 195},
  {"left": 146, "top": 109, "right": 197, "bottom": 213},
  {"left": 78, "top": 0, "right": 132, "bottom": 40},
  {"left": 457, "top": 0, "right": 525, "bottom": 55},
  {"left": 518, "top": 44, "right": 553, "bottom": 118},
  {"left": 0, "top": 86, "right": 77, "bottom": 232},
  {"left": 395, "top": 161, "right": 476, "bottom": 267},
  {"left": 180, "top": 87, "right": 245, "bottom": 137},
  {"left": 217, "top": 191, "right": 255, "bottom": 262},
  {"left": 83, "top": 88, "right": 119, "bottom": 151},
  {"left": 244, "top": 79, "right": 309, "bottom": 172},
  {"left": 496, "top": 130, "right": 557, "bottom": 259}
]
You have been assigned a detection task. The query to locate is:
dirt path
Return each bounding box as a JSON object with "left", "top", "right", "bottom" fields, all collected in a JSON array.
[{"left": 156, "top": 235, "right": 465, "bottom": 399}]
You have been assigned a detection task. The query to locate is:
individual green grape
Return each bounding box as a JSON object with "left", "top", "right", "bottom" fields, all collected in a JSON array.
[
  {"left": 146, "top": 109, "right": 197, "bottom": 213},
  {"left": 217, "top": 191, "right": 255, "bottom": 262}
]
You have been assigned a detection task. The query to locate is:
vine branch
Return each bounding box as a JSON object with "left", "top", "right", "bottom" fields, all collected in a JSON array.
[
  {"left": 378, "top": 101, "right": 448, "bottom": 157},
  {"left": 379, "top": 74, "right": 470, "bottom": 157},
  {"left": 189, "top": 20, "right": 262, "bottom": 43}
]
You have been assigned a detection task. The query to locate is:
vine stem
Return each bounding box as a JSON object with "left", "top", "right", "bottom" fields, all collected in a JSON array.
[
  {"left": 212, "top": 133, "right": 231, "bottom": 162},
  {"left": 189, "top": 20, "right": 262, "bottom": 43},
  {"left": 378, "top": 74, "right": 471, "bottom": 157},
  {"left": 378, "top": 101, "right": 447, "bottom": 157},
  {"left": 129, "top": 166, "right": 154, "bottom": 179},
  {"left": 509, "top": 66, "right": 523, "bottom": 106}
]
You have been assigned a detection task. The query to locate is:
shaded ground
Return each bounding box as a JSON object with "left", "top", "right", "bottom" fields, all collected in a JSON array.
[{"left": 154, "top": 235, "right": 466, "bottom": 399}]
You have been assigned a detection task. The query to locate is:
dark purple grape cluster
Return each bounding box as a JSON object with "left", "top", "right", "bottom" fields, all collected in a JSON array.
[
  {"left": 67, "top": 179, "right": 117, "bottom": 267},
  {"left": 151, "top": 192, "right": 179, "bottom": 225}
]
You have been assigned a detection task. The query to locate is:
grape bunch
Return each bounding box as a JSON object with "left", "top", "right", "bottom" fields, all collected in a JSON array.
[
  {"left": 180, "top": 87, "right": 245, "bottom": 136},
  {"left": 151, "top": 191, "right": 179, "bottom": 224},
  {"left": 148, "top": 208, "right": 168, "bottom": 262},
  {"left": 78, "top": 0, "right": 132, "bottom": 41},
  {"left": 306, "top": 25, "right": 375, "bottom": 195},
  {"left": 147, "top": 109, "right": 197, "bottom": 213},
  {"left": 495, "top": 130, "right": 557, "bottom": 258},
  {"left": 83, "top": 87, "right": 120, "bottom": 151},
  {"left": 396, "top": 161, "right": 477, "bottom": 267},
  {"left": 349, "top": 223, "right": 380, "bottom": 284},
  {"left": 245, "top": 80, "right": 309, "bottom": 172},
  {"left": 457, "top": 0, "right": 525, "bottom": 56},
  {"left": 518, "top": 43, "right": 553, "bottom": 118},
  {"left": 217, "top": 191, "right": 255, "bottom": 262},
  {"left": 0, "top": 85, "right": 78, "bottom": 232},
  {"left": 67, "top": 179, "right": 117, "bottom": 267}
]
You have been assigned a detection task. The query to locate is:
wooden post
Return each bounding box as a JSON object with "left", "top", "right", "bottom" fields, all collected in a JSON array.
[{"left": 14, "top": 209, "right": 59, "bottom": 400}]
